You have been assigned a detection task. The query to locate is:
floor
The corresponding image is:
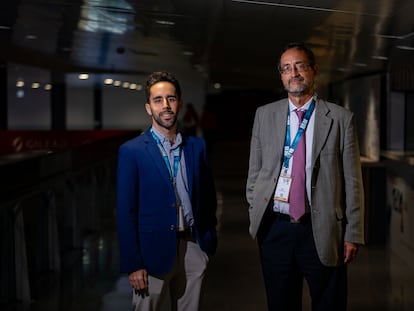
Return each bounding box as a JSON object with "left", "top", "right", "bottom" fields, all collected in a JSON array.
[{"left": 5, "top": 141, "right": 414, "bottom": 311}]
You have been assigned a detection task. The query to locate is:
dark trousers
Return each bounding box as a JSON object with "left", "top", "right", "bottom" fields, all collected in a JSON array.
[{"left": 257, "top": 210, "right": 347, "bottom": 311}]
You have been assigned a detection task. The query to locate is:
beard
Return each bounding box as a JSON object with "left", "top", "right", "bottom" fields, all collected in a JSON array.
[
  {"left": 284, "top": 77, "right": 313, "bottom": 97},
  {"left": 153, "top": 109, "right": 178, "bottom": 130}
]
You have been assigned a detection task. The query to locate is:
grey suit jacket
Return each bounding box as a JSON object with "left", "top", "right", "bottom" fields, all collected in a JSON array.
[{"left": 246, "top": 98, "right": 365, "bottom": 266}]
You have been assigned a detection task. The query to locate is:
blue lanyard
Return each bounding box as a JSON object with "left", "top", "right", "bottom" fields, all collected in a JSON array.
[
  {"left": 151, "top": 130, "right": 181, "bottom": 183},
  {"left": 283, "top": 99, "right": 315, "bottom": 168}
]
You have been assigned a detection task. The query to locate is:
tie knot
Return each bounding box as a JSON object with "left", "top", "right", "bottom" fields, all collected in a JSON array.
[{"left": 295, "top": 110, "right": 306, "bottom": 122}]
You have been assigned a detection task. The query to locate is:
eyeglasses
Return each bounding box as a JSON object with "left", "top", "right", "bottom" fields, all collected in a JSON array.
[{"left": 279, "top": 62, "right": 312, "bottom": 74}]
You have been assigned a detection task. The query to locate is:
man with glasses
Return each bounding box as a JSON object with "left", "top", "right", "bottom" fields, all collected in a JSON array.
[
  {"left": 117, "top": 71, "right": 218, "bottom": 311},
  {"left": 246, "top": 42, "right": 365, "bottom": 311}
]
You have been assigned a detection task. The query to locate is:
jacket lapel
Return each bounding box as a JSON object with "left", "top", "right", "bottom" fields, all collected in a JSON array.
[
  {"left": 182, "top": 137, "right": 194, "bottom": 196},
  {"left": 311, "top": 99, "right": 332, "bottom": 168},
  {"left": 144, "top": 130, "right": 172, "bottom": 185},
  {"left": 272, "top": 100, "right": 289, "bottom": 161}
]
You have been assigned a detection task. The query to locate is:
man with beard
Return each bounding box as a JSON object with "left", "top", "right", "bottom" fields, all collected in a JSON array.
[
  {"left": 117, "top": 71, "right": 218, "bottom": 311},
  {"left": 246, "top": 42, "right": 365, "bottom": 311}
]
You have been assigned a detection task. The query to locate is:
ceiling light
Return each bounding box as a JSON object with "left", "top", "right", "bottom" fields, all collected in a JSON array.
[
  {"left": 16, "top": 89, "right": 24, "bottom": 98},
  {"left": 371, "top": 56, "right": 388, "bottom": 60},
  {"left": 113, "top": 80, "right": 121, "bottom": 86},
  {"left": 78, "top": 3, "right": 131, "bottom": 35},
  {"left": 104, "top": 78, "right": 114, "bottom": 85},
  {"left": 353, "top": 62, "right": 368, "bottom": 67},
  {"left": 396, "top": 45, "right": 414, "bottom": 51},
  {"left": 122, "top": 82, "right": 130, "bottom": 88},
  {"left": 0, "top": 25, "right": 11, "bottom": 30},
  {"left": 16, "top": 90, "right": 24, "bottom": 98},
  {"left": 374, "top": 32, "right": 414, "bottom": 40},
  {"left": 337, "top": 68, "right": 350, "bottom": 72},
  {"left": 155, "top": 20, "right": 175, "bottom": 26},
  {"left": 374, "top": 34, "right": 402, "bottom": 39},
  {"left": 79, "top": 73, "right": 89, "bottom": 80},
  {"left": 44, "top": 84, "right": 52, "bottom": 91},
  {"left": 25, "top": 34, "right": 37, "bottom": 40},
  {"left": 16, "top": 80, "right": 25, "bottom": 87},
  {"left": 31, "top": 82, "right": 40, "bottom": 89}
]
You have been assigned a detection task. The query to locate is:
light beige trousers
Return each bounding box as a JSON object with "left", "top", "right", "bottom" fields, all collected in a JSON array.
[{"left": 132, "top": 239, "right": 209, "bottom": 311}]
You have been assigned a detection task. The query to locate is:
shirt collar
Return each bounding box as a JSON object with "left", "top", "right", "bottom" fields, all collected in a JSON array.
[
  {"left": 288, "top": 94, "right": 317, "bottom": 112},
  {"left": 151, "top": 126, "right": 182, "bottom": 149}
]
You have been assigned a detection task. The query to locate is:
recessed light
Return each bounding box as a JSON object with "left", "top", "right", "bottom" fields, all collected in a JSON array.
[
  {"left": 25, "top": 34, "right": 37, "bottom": 40},
  {"left": 79, "top": 73, "right": 89, "bottom": 80}
]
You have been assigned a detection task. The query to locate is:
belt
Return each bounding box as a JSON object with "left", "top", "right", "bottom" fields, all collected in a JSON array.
[
  {"left": 273, "top": 212, "right": 311, "bottom": 224},
  {"left": 177, "top": 226, "right": 196, "bottom": 240}
]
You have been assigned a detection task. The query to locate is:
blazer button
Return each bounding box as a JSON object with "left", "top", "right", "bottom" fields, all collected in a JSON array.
[{"left": 170, "top": 225, "right": 175, "bottom": 231}]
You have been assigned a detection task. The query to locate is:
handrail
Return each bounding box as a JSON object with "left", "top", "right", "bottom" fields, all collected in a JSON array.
[{"left": 0, "top": 130, "right": 139, "bottom": 205}]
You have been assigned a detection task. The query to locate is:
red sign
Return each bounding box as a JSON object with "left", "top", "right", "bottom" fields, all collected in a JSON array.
[{"left": 0, "top": 130, "right": 136, "bottom": 155}]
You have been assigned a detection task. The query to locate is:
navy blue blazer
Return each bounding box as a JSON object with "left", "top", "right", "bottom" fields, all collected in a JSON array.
[{"left": 117, "top": 128, "right": 218, "bottom": 276}]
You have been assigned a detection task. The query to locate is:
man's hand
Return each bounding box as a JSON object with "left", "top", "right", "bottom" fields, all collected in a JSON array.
[
  {"left": 344, "top": 242, "right": 359, "bottom": 264},
  {"left": 129, "top": 269, "right": 149, "bottom": 293}
]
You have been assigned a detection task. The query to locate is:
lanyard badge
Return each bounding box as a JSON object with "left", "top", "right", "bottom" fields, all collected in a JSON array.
[
  {"left": 151, "top": 130, "right": 185, "bottom": 231},
  {"left": 151, "top": 130, "right": 181, "bottom": 183},
  {"left": 274, "top": 100, "right": 315, "bottom": 203}
]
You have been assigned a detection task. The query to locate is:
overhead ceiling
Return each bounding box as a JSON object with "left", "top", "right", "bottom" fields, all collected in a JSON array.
[{"left": 1, "top": 0, "right": 414, "bottom": 94}]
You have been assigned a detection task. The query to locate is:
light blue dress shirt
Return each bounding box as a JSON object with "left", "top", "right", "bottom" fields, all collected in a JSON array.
[{"left": 151, "top": 127, "right": 194, "bottom": 227}]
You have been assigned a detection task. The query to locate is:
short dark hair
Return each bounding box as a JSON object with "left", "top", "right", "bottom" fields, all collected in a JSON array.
[
  {"left": 277, "top": 42, "right": 316, "bottom": 72},
  {"left": 145, "top": 71, "right": 182, "bottom": 102}
]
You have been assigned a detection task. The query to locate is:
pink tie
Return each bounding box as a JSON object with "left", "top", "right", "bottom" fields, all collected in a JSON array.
[{"left": 290, "top": 110, "right": 306, "bottom": 221}]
